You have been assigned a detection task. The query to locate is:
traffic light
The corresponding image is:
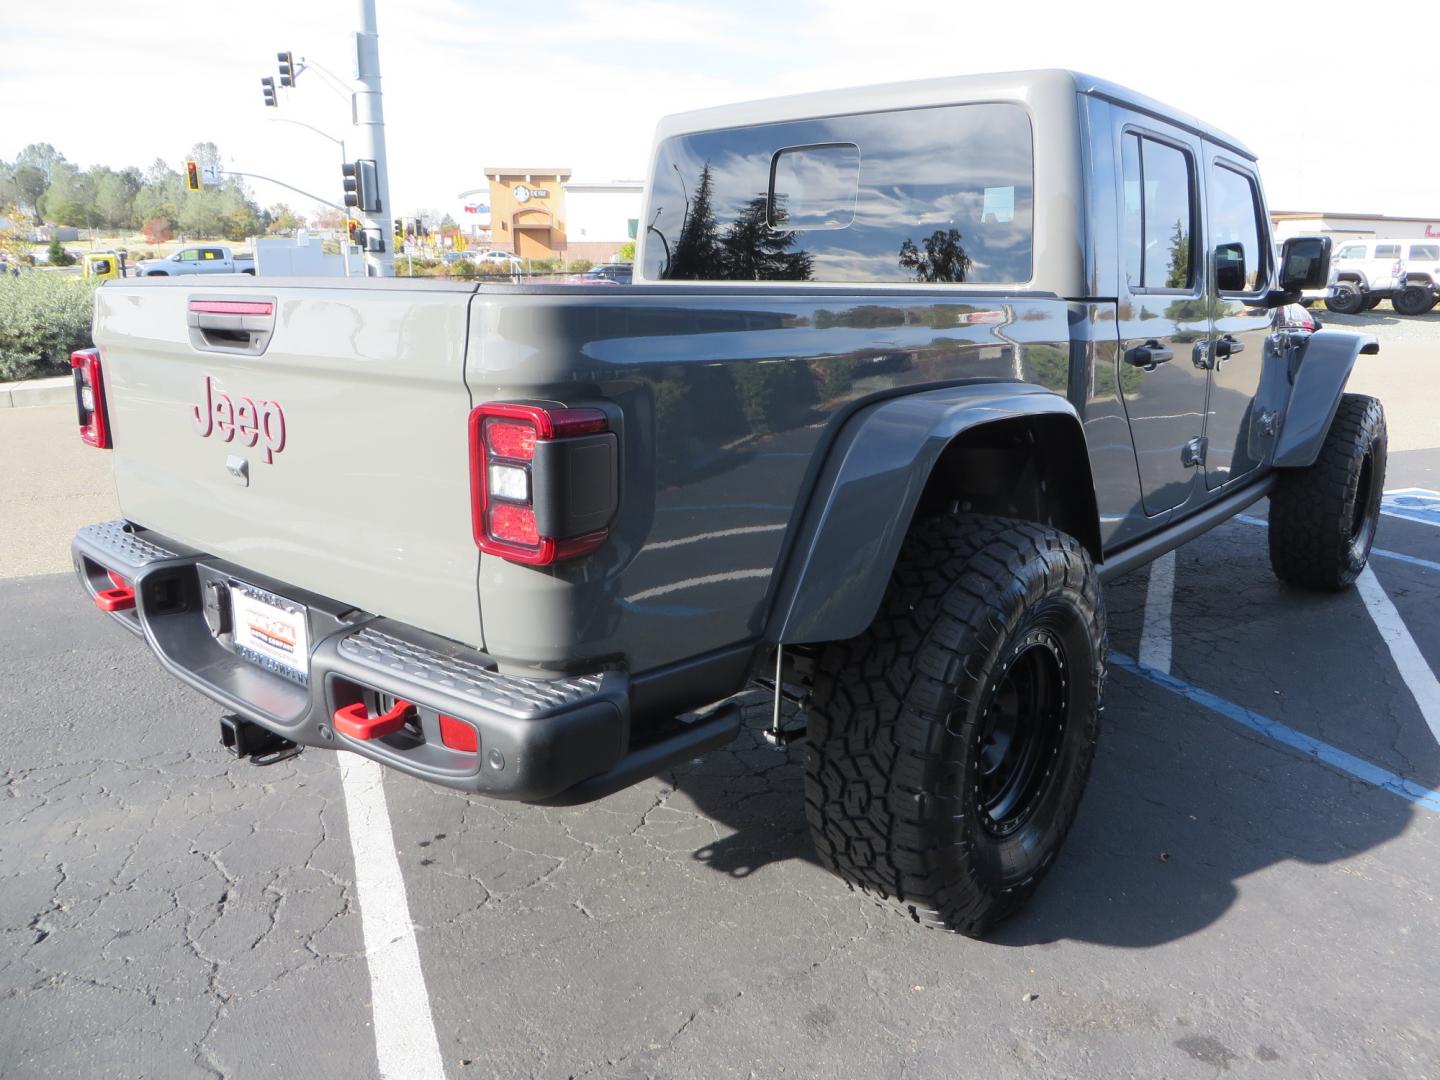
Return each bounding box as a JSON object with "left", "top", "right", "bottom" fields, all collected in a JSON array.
[
  {"left": 260, "top": 76, "right": 277, "bottom": 107},
  {"left": 185, "top": 160, "right": 201, "bottom": 193},
  {"left": 346, "top": 218, "right": 361, "bottom": 245},
  {"left": 394, "top": 219, "right": 404, "bottom": 242},
  {"left": 277, "top": 51, "right": 295, "bottom": 87},
  {"left": 341, "top": 159, "right": 380, "bottom": 213}
]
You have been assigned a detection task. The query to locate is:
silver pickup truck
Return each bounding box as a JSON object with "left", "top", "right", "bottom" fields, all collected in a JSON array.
[
  {"left": 70, "top": 70, "right": 1381, "bottom": 936},
  {"left": 135, "top": 244, "right": 255, "bottom": 277}
]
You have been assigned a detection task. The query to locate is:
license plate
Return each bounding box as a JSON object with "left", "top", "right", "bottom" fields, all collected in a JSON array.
[{"left": 229, "top": 582, "right": 310, "bottom": 685}]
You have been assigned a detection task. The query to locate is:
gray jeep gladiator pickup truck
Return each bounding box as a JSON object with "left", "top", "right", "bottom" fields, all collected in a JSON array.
[{"left": 70, "top": 70, "right": 1384, "bottom": 936}]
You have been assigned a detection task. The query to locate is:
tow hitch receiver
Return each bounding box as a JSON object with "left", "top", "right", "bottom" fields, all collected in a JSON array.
[{"left": 220, "top": 714, "right": 301, "bottom": 765}]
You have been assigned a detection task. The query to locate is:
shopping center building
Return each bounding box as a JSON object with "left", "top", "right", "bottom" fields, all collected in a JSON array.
[{"left": 457, "top": 169, "right": 642, "bottom": 262}]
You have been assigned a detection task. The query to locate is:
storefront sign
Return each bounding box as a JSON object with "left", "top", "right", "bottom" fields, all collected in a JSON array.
[{"left": 512, "top": 184, "right": 550, "bottom": 204}]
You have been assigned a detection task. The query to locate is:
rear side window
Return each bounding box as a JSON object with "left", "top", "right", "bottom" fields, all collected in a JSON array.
[
  {"left": 1375, "top": 244, "right": 1401, "bottom": 259},
  {"left": 1209, "top": 163, "right": 1267, "bottom": 293},
  {"left": 1409, "top": 244, "right": 1440, "bottom": 261},
  {"left": 1120, "top": 132, "right": 1195, "bottom": 291},
  {"left": 644, "top": 103, "right": 1034, "bottom": 284}
]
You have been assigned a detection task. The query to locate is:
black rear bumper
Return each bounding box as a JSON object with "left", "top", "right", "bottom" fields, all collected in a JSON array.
[{"left": 72, "top": 520, "right": 740, "bottom": 802}]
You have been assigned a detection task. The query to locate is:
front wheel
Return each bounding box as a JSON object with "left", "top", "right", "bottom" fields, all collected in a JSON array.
[
  {"left": 804, "top": 514, "right": 1105, "bottom": 937},
  {"left": 1268, "top": 394, "right": 1387, "bottom": 590},
  {"left": 1393, "top": 286, "right": 1437, "bottom": 316},
  {"left": 1325, "top": 281, "right": 1365, "bottom": 315}
]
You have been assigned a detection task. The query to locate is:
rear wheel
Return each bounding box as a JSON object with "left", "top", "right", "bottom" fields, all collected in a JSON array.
[
  {"left": 1268, "top": 394, "right": 1387, "bottom": 590},
  {"left": 1325, "top": 281, "right": 1365, "bottom": 315},
  {"left": 804, "top": 514, "right": 1104, "bottom": 937},
  {"left": 1393, "top": 286, "right": 1437, "bottom": 316}
]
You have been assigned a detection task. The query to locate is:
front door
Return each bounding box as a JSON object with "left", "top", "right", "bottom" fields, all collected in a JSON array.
[
  {"left": 1200, "top": 149, "right": 1275, "bottom": 490},
  {"left": 1114, "top": 118, "right": 1210, "bottom": 515}
]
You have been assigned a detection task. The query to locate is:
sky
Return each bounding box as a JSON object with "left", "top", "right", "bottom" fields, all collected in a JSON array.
[{"left": 2, "top": 0, "right": 1438, "bottom": 222}]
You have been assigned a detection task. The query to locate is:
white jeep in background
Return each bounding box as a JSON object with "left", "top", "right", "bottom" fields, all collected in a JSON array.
[{"left": 1327, "top": 238, "right": 1440, "bottom": 316}]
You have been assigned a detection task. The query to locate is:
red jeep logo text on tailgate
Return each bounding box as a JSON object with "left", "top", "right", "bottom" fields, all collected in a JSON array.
[{"left": 192, "top": 374, "right": 287, "bottom": 463}]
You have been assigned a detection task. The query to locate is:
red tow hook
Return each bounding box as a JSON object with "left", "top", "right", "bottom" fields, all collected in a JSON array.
[
  {"left": 94, "top": 571, "right": 135, "bottom": 612},
  {"left": 333, "top": 699, "right": 415, "bottom": 740}
]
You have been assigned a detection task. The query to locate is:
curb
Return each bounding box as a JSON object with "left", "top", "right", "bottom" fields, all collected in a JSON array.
[{"left": 0, "top": 375, "right": 72, "bottom": 409}]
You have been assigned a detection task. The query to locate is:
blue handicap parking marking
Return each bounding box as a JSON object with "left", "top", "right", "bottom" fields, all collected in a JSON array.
[{"left": 1382, "top": 488, "right": 1440, "bottom": 528}]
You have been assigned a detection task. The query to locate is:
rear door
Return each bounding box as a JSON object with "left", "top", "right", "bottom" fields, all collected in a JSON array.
[
  {"left": 1200, "top": 148, "right": 1275, "bottom": 490},
  {"left": 1114, "top": 116, "right": 1209, "bottom": 514}
]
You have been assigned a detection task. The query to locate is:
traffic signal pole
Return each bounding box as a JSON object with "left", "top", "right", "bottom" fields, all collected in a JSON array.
[{"left": 353, "top": 0, "right": 394, "bottom": 276}]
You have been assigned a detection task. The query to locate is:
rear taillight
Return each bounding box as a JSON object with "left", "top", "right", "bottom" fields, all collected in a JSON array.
[
  {"left": 468, "top": 402, "right": 616, "bottom": 565},
  {"left": 70, "top": 348, "right": 110, "bottom": 448}
]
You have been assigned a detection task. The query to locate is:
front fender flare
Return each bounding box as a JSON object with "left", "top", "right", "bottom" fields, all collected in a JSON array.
[
  {"left": 768, "top": 383, "right": 1093, "bottom": 646},
  {"left": 1273, "top": 329, "right": 1378, "bottom": 468}
]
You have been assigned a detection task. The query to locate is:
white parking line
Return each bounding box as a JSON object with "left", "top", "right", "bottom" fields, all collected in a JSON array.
[
  {"left": 1138, "top": 550, "right": 1176, "bottom": 674},
  {"left": 339, "top": 755, "right": 447, "bottom": 1080},
  {"left": 1356, "top": 565, "right": 1440, "bottom": 747}
]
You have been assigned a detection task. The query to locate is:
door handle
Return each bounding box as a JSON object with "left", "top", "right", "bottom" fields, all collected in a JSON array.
[
  {"left": 1215, "top": 335, "right": 1246, "bottom": 357},
  {"left": 1125, "top": 341, "right": 1174, "bottom": 370}
]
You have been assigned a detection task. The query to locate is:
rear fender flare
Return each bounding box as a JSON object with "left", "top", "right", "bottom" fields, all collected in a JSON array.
[
  {"left": 768, "top": 383, "right": 1097, "bottom": 645},
  {"left": 1273, "top": 329, "right": 1379, "bottom": 468}
]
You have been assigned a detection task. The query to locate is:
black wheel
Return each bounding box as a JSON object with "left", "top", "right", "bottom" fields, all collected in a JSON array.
[
  {"left": 1325, "top": 281, "right": 1365, "bottom": 315},
  {"left": 1393, "top": 286, "right": 1437, "bottom": 316},
  {"left": 1362, "top": 294, "right": 1384, "bottom": 311},
  {"left": 1268, "top": 394, "right": 1387, "bottom": 591},
  {"left": 805, "top": 514, "right": 1105, "bottom": 937}
]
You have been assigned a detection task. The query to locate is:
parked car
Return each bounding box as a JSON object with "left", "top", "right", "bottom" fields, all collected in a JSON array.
[
  {"left": 70, "top": 70, "right": 1379, "bottom": 938},
  {"left": 574, "top": 263, "right": 633, "bottom": 285},
  {"left": 135, "top": 245, "right": 255, "bottom": 277},
  {"left": 1327, "top": 238, "right": 1439, "bottom": 315}
]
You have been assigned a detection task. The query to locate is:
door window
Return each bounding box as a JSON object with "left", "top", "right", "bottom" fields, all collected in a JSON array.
[
  {"left": 1374, "top": 243, "right": 1401, "bottom": 259},
  {"left": 1209, "top": 163, "right": 1267, "bottom": 294},
  {"left": 177, "top": 249, "right": 200, "bottom": 262},
  {"left": 1120, "top": 132, "right": 1195, "bottom": 291},
  {"left": 1335, "top": 244, "right": 1366, "bottom": 260}
]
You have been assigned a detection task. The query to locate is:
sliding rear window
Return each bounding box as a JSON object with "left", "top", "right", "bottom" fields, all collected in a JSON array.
[{"left": 643, "top": 102, "right": 1034, "bottom": 284}]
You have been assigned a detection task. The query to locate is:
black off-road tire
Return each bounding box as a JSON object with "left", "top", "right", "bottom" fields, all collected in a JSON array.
[
  {"left": 1325, "top": 281, "right": 1365, "bottom": 315},
  {"left": 1392, "top": 286, "right": 1437, "bottom": 316},
  {"left": 1268, "top": 394, "right": 1387, "bottom": 591},
  {"left": 804, "top": 514, "right": 1105, "bottom": 937}
]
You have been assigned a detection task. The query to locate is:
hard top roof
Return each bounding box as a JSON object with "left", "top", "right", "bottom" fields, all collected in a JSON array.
[{"left": 653, "top": 69, "right": 1255, "bottom": 161}]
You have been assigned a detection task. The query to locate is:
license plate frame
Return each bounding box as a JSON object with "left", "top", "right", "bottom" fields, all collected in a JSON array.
[{"left": 228, "top": 581, "right": 310, "bottom": 685}]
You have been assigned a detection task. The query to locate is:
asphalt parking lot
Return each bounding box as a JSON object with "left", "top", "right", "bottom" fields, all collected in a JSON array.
[{"left": 2, "top": 310, "right": 1438, "bottom": 1079}]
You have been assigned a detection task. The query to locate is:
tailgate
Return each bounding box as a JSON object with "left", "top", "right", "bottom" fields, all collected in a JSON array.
[{"left": 92, "top": 278, "right": 484, "bottom": 647}]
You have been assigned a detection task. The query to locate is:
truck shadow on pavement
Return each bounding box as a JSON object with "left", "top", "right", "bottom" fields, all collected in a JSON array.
[{"left": 672, "top": 678, "right": 1417, "bottom": 948}]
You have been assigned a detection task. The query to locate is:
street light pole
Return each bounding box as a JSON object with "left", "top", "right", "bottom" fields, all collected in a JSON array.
[{"left": 352, "top": 0, "right": 394, "bottom": 276}]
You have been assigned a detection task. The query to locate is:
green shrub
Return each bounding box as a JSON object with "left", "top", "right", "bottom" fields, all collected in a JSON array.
[
  {"left": 0, "top": 274, "right": 98, "bottom": 381},
  {"left": 46, "top": 237, "right": 76, "bottom": 267}
]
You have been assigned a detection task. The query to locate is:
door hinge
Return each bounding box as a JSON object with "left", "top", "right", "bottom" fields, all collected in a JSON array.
[{"left": 1182, "top": 436, "right": 1208, "bottom": 468}]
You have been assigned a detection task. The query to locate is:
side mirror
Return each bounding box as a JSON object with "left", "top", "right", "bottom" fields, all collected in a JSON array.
[
  {"left": 1278, "top": 235, "right": 1332, "bottom": 292},
  {"left": 1215, "top": 242, "right": 1247, "bottom": 292}
]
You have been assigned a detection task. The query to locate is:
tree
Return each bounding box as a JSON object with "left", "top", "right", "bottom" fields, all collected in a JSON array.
[
  {"left": 266, "top": 203, "right": 304, "bottom": 233},
  {"left": 38, "top": 162, "right": 97, "bottom": 228},
  {"left": 718, "top": 195, "right": 812, "bottom": 281},
  {"left": 616, "top": 240, "right": 635, "bottom": 263},
  {"left": 46, "top": 237, "right": 76, "bottom": 266},
  {"left": 1165, "top": 218, "right": 1190, "bottom": 289},
  {"left": 667, "top": 163, "right": 721, "bottom": 279},
  {"left": 899, "top": 229, "right": 972, "bottom": 283},
  {"left": 93, "top": 167, "right": 141, "bottom": 231}
]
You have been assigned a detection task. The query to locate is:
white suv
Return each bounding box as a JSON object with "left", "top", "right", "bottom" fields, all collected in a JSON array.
[{"left": 1328, "top": 238, "right": 1440, "bottom": 316}]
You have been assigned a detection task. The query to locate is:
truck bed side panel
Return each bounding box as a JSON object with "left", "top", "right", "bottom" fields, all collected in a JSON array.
[{"left": 466, "top": 287, "right": 1111, "bottom": 675}]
